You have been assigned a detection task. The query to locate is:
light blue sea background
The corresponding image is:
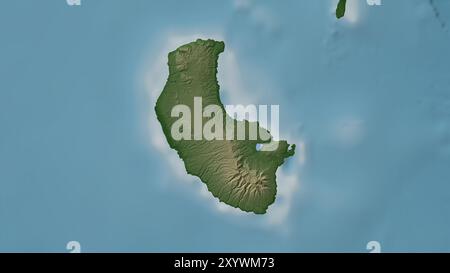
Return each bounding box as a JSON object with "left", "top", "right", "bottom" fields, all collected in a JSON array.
[{"left": 1, "top": 0, "right": 450, "bottom": 252}]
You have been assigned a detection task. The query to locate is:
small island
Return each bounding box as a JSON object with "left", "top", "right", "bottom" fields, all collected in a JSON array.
[{"left": 336, "top": 0, "right": 347, "bottom": 19}]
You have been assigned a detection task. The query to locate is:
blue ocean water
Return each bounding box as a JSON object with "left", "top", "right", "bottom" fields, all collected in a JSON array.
[{"left": 0, "top": 0, "right": 449, "bottom": 252}]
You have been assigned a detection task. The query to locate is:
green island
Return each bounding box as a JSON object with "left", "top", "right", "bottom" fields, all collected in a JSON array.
[
  {"left": 336, "top": 0, "right": 347, "bottom": 19},
  {"left": 155, "top": 39, "right": 295, "bottom": 214}
]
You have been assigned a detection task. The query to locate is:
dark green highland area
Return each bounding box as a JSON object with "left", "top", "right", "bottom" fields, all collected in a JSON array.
[
  {"left": 155, "top": 39, "right": 295, "bottom": 214},
  {"left": 336, "top": 0, "right": 347, "bottom": 19}
]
